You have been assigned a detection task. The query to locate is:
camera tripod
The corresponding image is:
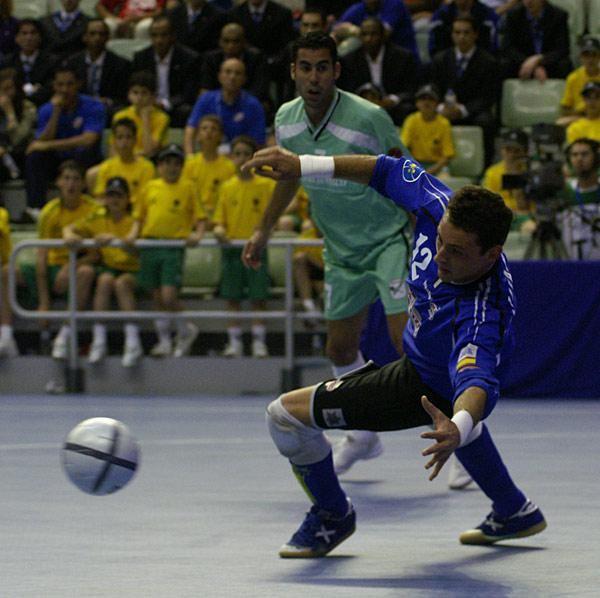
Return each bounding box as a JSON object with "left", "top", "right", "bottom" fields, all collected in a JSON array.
[{"left": 524, "top": 217, "right": 569, "bottom": 260}]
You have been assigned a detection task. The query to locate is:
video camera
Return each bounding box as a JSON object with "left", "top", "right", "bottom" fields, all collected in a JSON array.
[{"left": 501, "top": 124, "right": 565, "bottom": 203}]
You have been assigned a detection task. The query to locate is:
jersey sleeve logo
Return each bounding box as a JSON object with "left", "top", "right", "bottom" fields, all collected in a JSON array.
[
  {"left": 402, "top": 160, "right": 425, "bottom": 183},
  {"left": 457, "top": 343, "right": 478, "bottom": 371}
]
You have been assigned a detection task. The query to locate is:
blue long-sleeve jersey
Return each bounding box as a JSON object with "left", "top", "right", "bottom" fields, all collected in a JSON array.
[{"left": 369, "top": 156, "right": 516, "bottom": 417}]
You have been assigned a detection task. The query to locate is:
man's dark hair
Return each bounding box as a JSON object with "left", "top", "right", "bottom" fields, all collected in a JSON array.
[
  {"left": 447, "top": 186, "right": 513, "bottom": 253},
  {"left": 57, "top": 159, "right": 85, "bottom": 179},
  {"left": 292, "top": 31, "right": 338, "bottom": 64},
  {"left": 361, "top": 17, "right": 386, "bottom": 36},
  {"left": 53, "top": 65, "right": 81, "bottom": 81},
  {"left": 231, "top": 134, "right": 258, "bottom": 154},
  {"left": 151, "top": 14, "right": 173, "bottom": 33},
  {"left": 453, "top": 15, "right": 480, "bottom": 33},
  {"left": 128, "top": 70, "right": 157, "bottom": 93},
  {"left": 17, "top": 18, "right": 43, "bottom": 37},
  {"left": 112, "top": 117, "right": 137, "bottom": 136},
  {"left": 86, "top": 18, "right": 110, "bottom": 35}
]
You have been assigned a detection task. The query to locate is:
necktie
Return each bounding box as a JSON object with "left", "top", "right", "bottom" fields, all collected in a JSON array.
[
  {"left": 456, "top": 56, "right": 468, "bottom": 78},
  {"left": 89, "top": 63, "right": 101, "bottom": 96},
  {"left": 22, "top": 58, "right": 33, "bottom": 83},
  {"left": 252, "top": 11, "right": 262, "bottom": 23}
]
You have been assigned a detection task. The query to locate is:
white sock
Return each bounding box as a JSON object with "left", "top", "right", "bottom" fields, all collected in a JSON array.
[
  {"left": 92, "top": 324, "right": 106, "bottom": 345},
  {"left": 57, "top": 324, "right": 70, "bottom": 340},
  {"left": 228, "top": 326, "right": 242, "bottom": 344},
  {"left": 124, "top": 323, "right": 140, "bottom": 346},
  {"left": 348, "top": 430, "right": 378, "bottom": 443},
  {"left": 0, "top": 324, "right": 13, "bottom": 341},
  {"left": 155, "top": 318, "right": 171, "bottom": 344},
  {"left": 176, "top": 319, "right": 192, "bottom": 336},
  {"left": 302, "top": 298, "right": 317, "bottom": 312},
  {"left": 251, "top": 324, "right": 266, "bottom": 343},
  {"left": 332, "top": 352, "right": 365, "bottom": 378}
]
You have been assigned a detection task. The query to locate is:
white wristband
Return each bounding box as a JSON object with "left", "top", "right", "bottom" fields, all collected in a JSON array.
[
  {"left": 299, "top": 155, "right": 335, "bottom": 178},
  {"left": 451, "top": 410, "right": 474, "bottom": 448}
]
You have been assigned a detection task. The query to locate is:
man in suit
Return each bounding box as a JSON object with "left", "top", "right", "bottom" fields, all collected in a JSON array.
[
  {"left": 200, "top": 23, "right": 269, "bottom": 103},
  {"left": 338, "top": 17, "right": 420, "bottom": 124},
  {"left": 40, "top": 0, "right": 89, "bottom": 61},
  {"left": 132, "top": 15, "right": 202, "bottom": 126},
  {"left": 2, "top": 19, "right": 57, "bottom": 107},
  {"left": 501, "top": 0, "right": 571, "bottom": 80},
  {"left": 63, "top": 19, "right": 131, "bottom": 118},
  {"left": 430, "top": 16, "right": 498, "bottom": 164},
  {"left": 166, "top": 0, "right": 227, "bottom": 54}
]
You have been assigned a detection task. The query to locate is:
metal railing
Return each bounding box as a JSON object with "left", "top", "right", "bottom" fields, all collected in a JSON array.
[{"left": 7, "top": 237, "right": 324, "bottom": 392}]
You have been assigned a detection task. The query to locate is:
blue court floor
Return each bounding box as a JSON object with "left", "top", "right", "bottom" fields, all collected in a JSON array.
[{"left": 1, "top": 395, "right": 598, "bottom": 598}]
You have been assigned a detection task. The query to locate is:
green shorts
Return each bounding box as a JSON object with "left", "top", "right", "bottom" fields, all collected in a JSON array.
[
  {"left": 220, "top": 247, "right": 270, "bottom": 301},
  {"left": 323, "top": 235, "right": 410, "bottom": 321},
  {"left": 21, "top": 263, "right": 63, "bottom": 306},
  {"left": 138, "top": 247, "right": 184, "bottom": 291}
]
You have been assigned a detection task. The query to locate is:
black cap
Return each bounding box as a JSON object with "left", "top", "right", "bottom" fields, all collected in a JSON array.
[
  {"left": 104, "top": 176, "right": 129, "bottom": 196},
  {"left": 581, "top": 81, "right": 600, "bottom": 97},
  {"left": 580, "top": 36, "right": 600, "bottom": 54},
  {"left": 415, "top": 84, "right": 439, "bottom": 101},
  {"left": 501, "top": 128, "right": 528, "bottom": 149},
  {"left": 157, "top": 143, "right": 185, "bottom": 162}
]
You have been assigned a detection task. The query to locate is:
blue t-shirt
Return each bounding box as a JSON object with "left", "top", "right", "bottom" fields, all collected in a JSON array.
[
  {"left": 369, "top": 156, "right": 516, "bottom": 417},
  {"left": 36, "top": 94, "right": 106, "bottom": 157},
  {"left": 339, "top": 0, "right": 418, "bottom": 59},
  {"left": 187, "top": 90, "right": 266, "bottom": 146}
]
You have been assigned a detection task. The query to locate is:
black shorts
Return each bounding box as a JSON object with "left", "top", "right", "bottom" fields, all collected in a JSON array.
[{"left": 312, "top": 357, "right": 452, "bottom": 432}]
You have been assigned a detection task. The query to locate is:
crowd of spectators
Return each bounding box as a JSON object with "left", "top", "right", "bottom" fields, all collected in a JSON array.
[{"left": 0, "top": 0, "right": 598, "bottom": 362}]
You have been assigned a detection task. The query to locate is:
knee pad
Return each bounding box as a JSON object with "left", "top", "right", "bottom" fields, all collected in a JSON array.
[{"left": 266, "top": 396, "right": 331, "bottom": 466}]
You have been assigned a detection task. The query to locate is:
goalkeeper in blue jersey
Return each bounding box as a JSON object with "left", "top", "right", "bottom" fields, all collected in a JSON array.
[
  {"left": 243, "top": 32, "right": 411, "bottom": 475},
  {"left": 243, "top": 146, "right": 547, "bottom": 558}
]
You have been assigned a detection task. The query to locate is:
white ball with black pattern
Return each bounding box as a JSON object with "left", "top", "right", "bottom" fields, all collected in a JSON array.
[{"left": 61, "top": 417, "right": 140, "bottom": 495}]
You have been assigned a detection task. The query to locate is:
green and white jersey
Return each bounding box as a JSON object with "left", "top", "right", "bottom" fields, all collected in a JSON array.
[{"left": 275, "top": 89, "right": 409, "bottom": 265}]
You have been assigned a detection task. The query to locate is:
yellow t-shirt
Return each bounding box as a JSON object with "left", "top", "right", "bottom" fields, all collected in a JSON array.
[
  {"left": 482, "top": 161, "right": 524, "bottom": 212},
  {"left": 295, "top": 224, "right": 323, "bottom": 267},
  {"left": 110, "top": 105, "right": 170, "bottom": 155},
  {"left": 182, "top": 153, "right": 236, "bottom": 218},
  {"left": 135, "top": 178, "right": 206, "bottom": 239},
  {"left": 401, "top": 112, "right": 455, "bottom": 163},
  {"left": 93, "top": 155, "right": 155, "bottom": 208},
  {"left": 566, "top": 117, "right": 600, "bottom": 144},
  {"left": 561, "top": 67, "right": 600, "bottom": 114},
  {"left": 38, "top": 195, "right": 99, "bottom": 266},
  {"left": 0, "top": 207, "right": 11, "bottom": 265},
  {"left": 213, "top": 175, "right": 276, "bottom": 239},
  {"left": 74, "top": 207, "right": 139, "bottom": 271}
]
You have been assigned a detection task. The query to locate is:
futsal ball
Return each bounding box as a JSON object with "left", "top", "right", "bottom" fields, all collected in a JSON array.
[{"left": 61, "top": 417, "right": 140, "bottom": 495}]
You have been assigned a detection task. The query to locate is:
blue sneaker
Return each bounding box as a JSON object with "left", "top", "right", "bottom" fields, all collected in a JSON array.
[
  {"left": 279, "top": 499, "right": 356, "bottom": 558},
  {"left": 460, "top": 499, "right": 547, "bottom": 545}
]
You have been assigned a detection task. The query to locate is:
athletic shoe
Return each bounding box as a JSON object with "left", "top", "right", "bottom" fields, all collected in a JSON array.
[
  {"left": 88, "top": 341, "right": 107, "bottom": 364},
  {"left": 251, "top": 338, "right": 268, "bottom": 358},
  {"left": 0, "top": 336, "right": 18, "bottom": 357},
  {"left": 279, "top": 499, "right": 356, "bottom": 558},
  {"left": 173, "top": 322, "right": 200, "bottom": 357},
  {"left": 333, "top": 432, "right": 384, "bottom": 475},
  {"left": 447, "top": 455, "right": 474, "bottom": 490},
  {"left": 122, "top": 343, "right": 143, "bottom": 368},
  {"left": 459, "top": 500, "right": 547, "bottom": 545},
  {"left": 51, "top": 335, "right": 68, "bottom": 360},
  {"left": 222, "top": 340, "right": 243, "bottom": 357},
  {"left": 150, "top": 338, "right": 172, "bottom": 357}
]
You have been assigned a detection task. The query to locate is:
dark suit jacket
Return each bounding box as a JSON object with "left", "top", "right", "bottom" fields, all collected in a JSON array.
[
  {"left": 132, "top": 43, "right": 202, "bottom": 108},
  {"left": 200, "top": 47, "right": 269, "bottom": 100},
  {"left": 166, "top": 2, "right": 226, "bottom": 55},
  {"left": 501, "top": 2, "right": 571, "bottom": 78},
  {"left": 227, "top": 0, "right": 295, "bottom": 60},
  {"left": 40, "top": 11, "right": 89, "bottom": 60},
  {"left": 338, "top": 42, "right": 421, "bottom": 124},
  {"left": 2, "top": 50, "right": 58, "bottom": 106},
  {"left": 63, "top": 50, "right": 131, "bottom": 108},
  {"left": 430, "top": 46, "right": 498, "bottom": 118}
]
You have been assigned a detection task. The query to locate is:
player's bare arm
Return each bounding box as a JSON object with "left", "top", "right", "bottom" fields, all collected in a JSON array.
[
  {"left": 242, "top": 177, "right": 299, "bottom": 270},
  {"left": 243, "top": 146, "right": 379, "bottom": 186},
  {"left": 420, "top": 386, "right": 487, "bottom": 481}
]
